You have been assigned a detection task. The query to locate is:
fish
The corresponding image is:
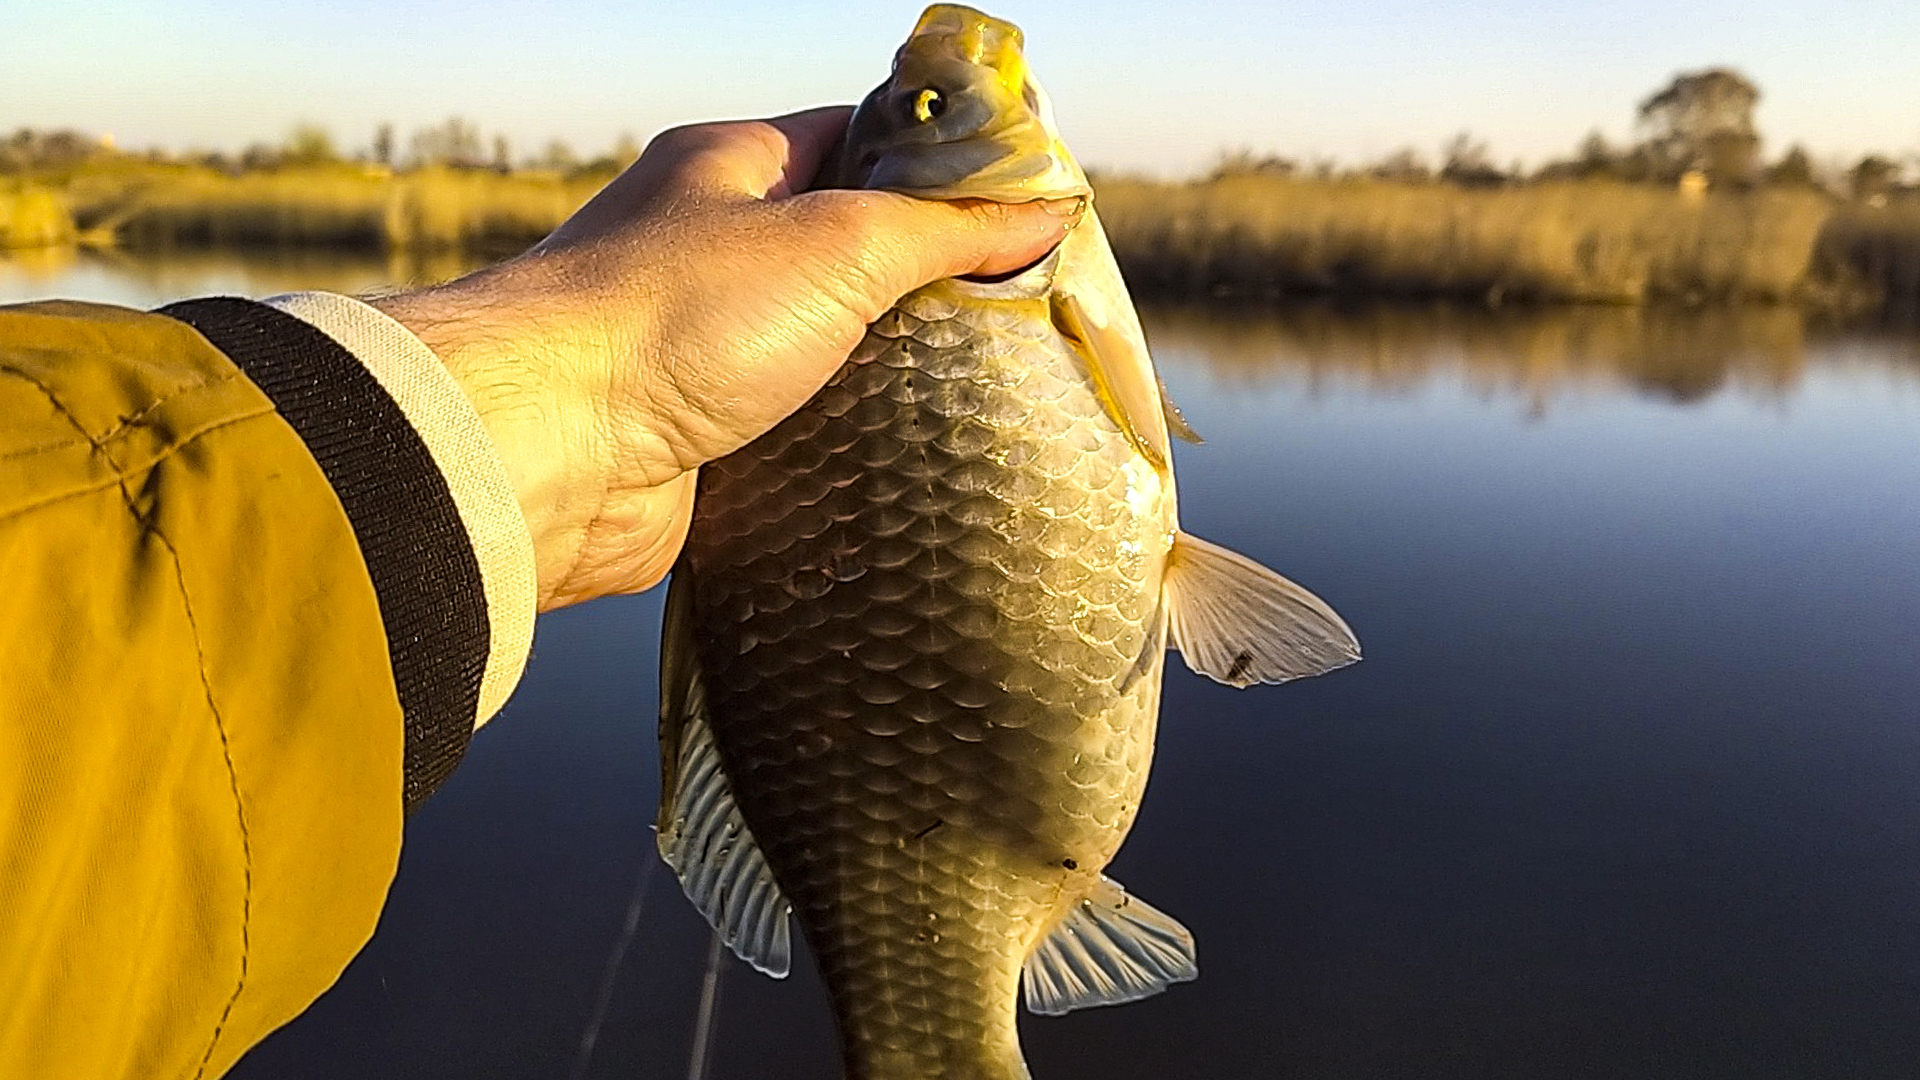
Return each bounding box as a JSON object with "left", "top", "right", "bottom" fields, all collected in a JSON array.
[{"left": 655, "top": 5, "right": 1360, "bottom": 1078}]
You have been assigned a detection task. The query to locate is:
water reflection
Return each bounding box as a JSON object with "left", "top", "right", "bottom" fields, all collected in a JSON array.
[
  {"left": 0, "top": 246, "right": 484, "bottom": 309},
  {"left": 10, "top": 248, "right": 1920, "bottom": 1078},
  {"left": 1143, "top": 300, "right": 1920, "bottom": 409}
]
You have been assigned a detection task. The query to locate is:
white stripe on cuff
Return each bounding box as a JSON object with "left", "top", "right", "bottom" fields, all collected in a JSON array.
[{"left": 264, "top": 290, "right": 537, "bottom": 730}]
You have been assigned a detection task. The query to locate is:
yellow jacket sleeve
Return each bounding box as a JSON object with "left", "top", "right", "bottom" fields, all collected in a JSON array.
[{"left": 0, "top": 298, "right": 519, "bottom": 1079}]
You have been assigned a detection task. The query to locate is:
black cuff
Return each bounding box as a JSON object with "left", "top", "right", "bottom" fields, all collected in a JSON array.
[{"left": 159, "top": 297, "right": 486, "bottom": 814}]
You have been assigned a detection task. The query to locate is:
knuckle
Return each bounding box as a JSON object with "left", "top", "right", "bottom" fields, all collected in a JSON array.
[{"left": 642, "top": 123, "right": 737, "bottom": 180}]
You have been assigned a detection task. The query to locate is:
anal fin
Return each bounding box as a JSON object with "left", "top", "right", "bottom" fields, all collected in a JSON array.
[
  {"left": 1164, "top": 531, "right": 1361, "bottom": 688},
  {"left": 659, "top": 572, "right": 794, "bottom": 978},
  {"left": 1022, "top": 876, "right": 1197, "bottom": 1016}
]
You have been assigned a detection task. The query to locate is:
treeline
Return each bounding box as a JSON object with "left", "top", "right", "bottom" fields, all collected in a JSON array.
[
  {"left": 0, "top": 118, "right": 634, "bottom": 255},
  {"left": 1, "top": 118, "right": 638, "bottom": 179},
  {"left": 1203, "top": 68, "right": 1908, "bottom": 202}
]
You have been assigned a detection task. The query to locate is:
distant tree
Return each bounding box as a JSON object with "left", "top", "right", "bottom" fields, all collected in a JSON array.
[
  {"left": 579, "top": 133, "right": 643, "bottom": 176},
  {"left": 240, "top": 142, "right": 283, "bottom": 171},
  {"left": 1, "top": 128, "right": 106, "bottom": 173},
  {"left": 1439, "top": 131, "right": 1504, "bottom": 187},
  {"left": 1368, "top": 147, "right": 1431, "bottom": 182},
  {"left": 1765, "top": 144, "right": 1818, "bottom": 188},
  {"left": 1533, "top": 130, "right": 1620, "bottom": 182},
  {"left": 411, "top": 117, "right": 484, "bottom": 168},
  {"left": 1210, "top": 148, "right": 1297, "bottom": 180},
  {"left": 1635, "top": 67, "right": 1761, "bottom": 185},
  {"left": 538, "top": 138, "right": 578, "bottom": 172},
  {"left": 189, "top": 148, "right": 237, "bottom": 174},
  {"left": 284, "top": 124, "right": 338, "bottom": 166},
  {"left": 1574, "top": 130, "right": 1618, "bottom": 178},
  {"left": 1850, "top": 155, "right": 1902, "bottom": 201},
  {"left": 491, "top": 134, "right": 511, "bottom": 173},
  {"left": 372, "top": 123, "right": 394, "bottom": 166}
]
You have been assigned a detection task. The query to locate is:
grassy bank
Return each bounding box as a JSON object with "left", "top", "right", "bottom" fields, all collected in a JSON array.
[
  {"left": 12, "top": 162, "right": 1920, "bottom": 317},
  {"left": 52, "top": 163, "right": 609, "bottom": 253},
  {"left": 1813, "top": 199, "right": 1920, "bottom": 315},
  {"left": 1094, "top": 174, "right": 1836, "bottom": 306}
]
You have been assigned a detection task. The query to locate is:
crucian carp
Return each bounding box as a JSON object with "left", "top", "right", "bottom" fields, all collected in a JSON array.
[{"left": 656, "top": 5, "right": 1360, "bottom": 1077}]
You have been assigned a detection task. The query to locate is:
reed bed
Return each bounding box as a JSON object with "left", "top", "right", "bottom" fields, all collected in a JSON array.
[
  {"left": 22, "top": 161, "right": 1920, "bottom": 318},
  {"left": 1094, "top": 175, "right": 1834, "bottom": 306},
  {"left": 60, "top": 165, "right": 607, "bottom": 253},
  {"left": 0, "top": 184, "right": 76, "bottom": 248},
  {"left": 1813, "top": 198, "right": 1920, "bottom": 315}
]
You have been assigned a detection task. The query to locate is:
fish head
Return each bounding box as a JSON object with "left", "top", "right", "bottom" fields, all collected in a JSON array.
[{"left": 835, "top": 4, "right": 1090, "bottom": 204}]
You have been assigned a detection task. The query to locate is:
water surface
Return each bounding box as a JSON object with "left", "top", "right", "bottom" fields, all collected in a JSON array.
[{"left": 9, "top": 251, "right": 1919, "bottom": 1078}]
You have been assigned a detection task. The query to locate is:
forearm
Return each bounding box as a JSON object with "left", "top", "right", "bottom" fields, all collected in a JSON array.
[{"left": 0, "top": 297, "right": 533, "bottom": 1078}]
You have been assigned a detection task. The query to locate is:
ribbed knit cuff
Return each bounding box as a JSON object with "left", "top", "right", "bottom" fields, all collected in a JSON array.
[
  {"left": 261, "top": 291, "right": 535, "bottom": 728},
  {"left": 156, "top": 296, "right": 507, "bottom": 812}
]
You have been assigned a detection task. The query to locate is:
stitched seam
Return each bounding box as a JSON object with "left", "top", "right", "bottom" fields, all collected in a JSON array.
[
  {"left": 0, "top": 408, "right": 275, "bottom": 526},
  {"left": 92, "top": 372, "right": 241, "bottom": 446},
  {"left": 0, "top": 436, "right": 86, "bottom": 462},
  {"left": 0, "top": 364, "right": 241, "bottom": 449},
  {"left": 7, "top": 367, "right": 256, "bottom": 1073}
]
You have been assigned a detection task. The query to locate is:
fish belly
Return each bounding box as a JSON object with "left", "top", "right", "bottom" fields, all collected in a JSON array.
[{"left": 679, "top": 288, "right": 1173, "bottom": 1078}]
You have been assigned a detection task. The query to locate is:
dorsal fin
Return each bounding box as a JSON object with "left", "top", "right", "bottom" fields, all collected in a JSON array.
[
  {"left": 1022, "top": 876, "right": 1197, "bottom": 1016},
  {"left": 1163, "top": 531, "right": 1361, "bottom": 687},
  {"left": 658, "top": 572, "right": 794, "bottom": 978}
]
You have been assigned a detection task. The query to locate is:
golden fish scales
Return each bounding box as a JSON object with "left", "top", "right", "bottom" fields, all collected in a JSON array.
[{"left": 657, "top": 7, "right": 1359, "bottom": 1078}]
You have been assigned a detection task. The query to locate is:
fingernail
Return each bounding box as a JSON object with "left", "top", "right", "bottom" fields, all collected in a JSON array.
[{"left": 1043, "top": 196, "right": 1086, "bottom": 220}]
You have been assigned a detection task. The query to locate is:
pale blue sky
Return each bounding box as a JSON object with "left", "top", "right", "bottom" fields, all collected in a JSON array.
[{"left": 10, "top": 0, "right": 1920, "bottom": 176}]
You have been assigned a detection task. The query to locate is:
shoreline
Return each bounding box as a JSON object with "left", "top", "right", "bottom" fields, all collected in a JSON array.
[{"left": 5, "top": 167, "right": 1914, "bottom": 315}]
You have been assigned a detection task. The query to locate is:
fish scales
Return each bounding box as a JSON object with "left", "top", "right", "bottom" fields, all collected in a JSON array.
[
  {"left": 659, "top": 6, "right": 1358, "bottom": 1078},
  {"left": 680, "top": 278, "right": 1169, "bottom": 1078}
]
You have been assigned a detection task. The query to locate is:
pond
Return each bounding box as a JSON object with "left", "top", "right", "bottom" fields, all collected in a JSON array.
[{"left": 7, "top": 249, "right": 1919, "bottom": 1078}]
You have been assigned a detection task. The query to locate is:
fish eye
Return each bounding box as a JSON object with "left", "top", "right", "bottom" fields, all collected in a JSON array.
[{"left": 911, "top": 88, "right": 946, "bottom": 123}]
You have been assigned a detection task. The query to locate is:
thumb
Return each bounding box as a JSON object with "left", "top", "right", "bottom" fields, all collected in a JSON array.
[
  {"left": 911, "top": 195, "right": 1087, "bottom": 280},
  {"left": 811, "top": 191, "right": 1085, "bottom": 316}
]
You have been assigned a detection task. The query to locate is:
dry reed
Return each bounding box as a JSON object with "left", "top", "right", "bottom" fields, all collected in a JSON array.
[
  {"left": 59, "top": 164, "right": 606, "bottom": 252},
  {"left": 1812, "top": 198, "right": 1920, "bottom": 315},
  {"left": 27, "top": 160, "right": 1920, "bottom": 317},
  {"left": 1094, "top": 175, "right": 1834, "bottom": 306}
]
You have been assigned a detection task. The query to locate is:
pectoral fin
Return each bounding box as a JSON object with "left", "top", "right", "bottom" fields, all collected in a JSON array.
[
  {"left": 1050, "top": 285, "right": 1172, "bottom": 470},
  {"left": 659, "top": 570, "right": 794, "bottom": 978},
  {"left": 1159, "top": 375, "right": 1204, "bottom": 445},
  {"left": 1022, "top": 876, "right": 1198, "bottom": 1016},
  {"left": 1163, "top": 531, "right": 1361, "bottom": 687}
]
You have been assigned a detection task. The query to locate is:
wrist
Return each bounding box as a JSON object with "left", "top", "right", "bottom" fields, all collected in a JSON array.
[{"left": 372, "top": 259, "right": 621, "bottom": 608}]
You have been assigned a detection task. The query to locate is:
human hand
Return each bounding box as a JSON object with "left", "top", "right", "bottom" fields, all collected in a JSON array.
[{"left": 374, "top": 106, "right": 1080, "bottom": 611}]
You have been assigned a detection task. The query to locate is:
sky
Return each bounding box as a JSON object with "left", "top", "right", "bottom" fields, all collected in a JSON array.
[{"left": 10, "top": 0, "right": 1920, "bottom": 177}]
